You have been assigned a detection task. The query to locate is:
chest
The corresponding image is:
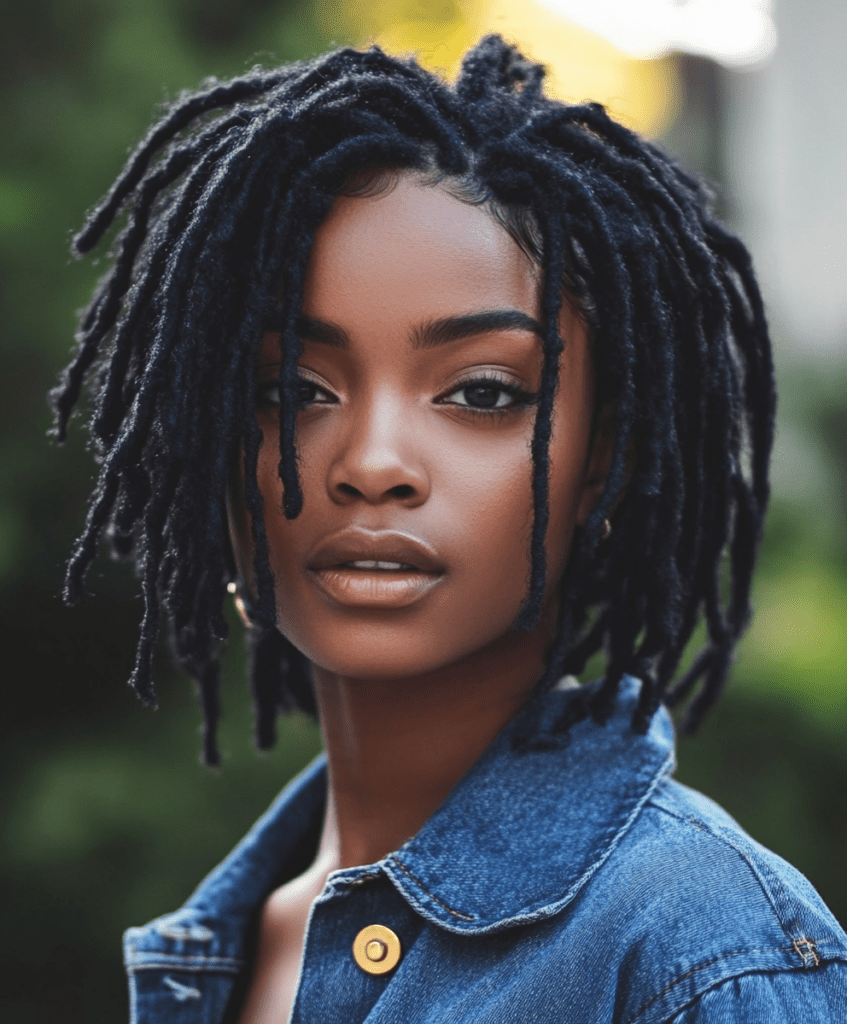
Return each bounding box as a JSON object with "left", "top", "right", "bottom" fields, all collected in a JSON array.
[{"left": 234, "top": 876, "right": 320, "bottom": 1024}]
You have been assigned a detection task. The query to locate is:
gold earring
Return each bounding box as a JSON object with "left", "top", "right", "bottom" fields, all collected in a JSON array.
[
  {"left": 602, "top": 518, "right": 612, "bottom": 540},
  {"left": 227, "top": 580, "right": 253, "bottom": 629}
]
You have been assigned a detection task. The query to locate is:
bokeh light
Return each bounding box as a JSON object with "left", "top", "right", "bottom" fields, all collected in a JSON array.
[
  {"left": 538, "top": 0, "right": 777, "bottom": 67},
  {"left": 322, "top": 0, "right": 681, "bottom": 137}
]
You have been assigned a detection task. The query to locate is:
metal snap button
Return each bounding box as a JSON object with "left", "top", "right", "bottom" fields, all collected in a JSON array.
[{"left": 352, "top": 924, "right": 402, "bottom": 975}]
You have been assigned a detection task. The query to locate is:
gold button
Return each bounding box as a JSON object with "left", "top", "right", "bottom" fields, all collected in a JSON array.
[{"left": 352, "top": 924, "right": 402, "bottom": 975}]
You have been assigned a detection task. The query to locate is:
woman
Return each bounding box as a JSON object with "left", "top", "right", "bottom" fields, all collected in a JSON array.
[{"left": 53, "top": 36, "right": 846, "bottom": 1023}]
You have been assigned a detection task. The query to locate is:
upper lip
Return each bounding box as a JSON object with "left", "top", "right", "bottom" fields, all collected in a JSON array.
[{"left": 307, "top": 529, "right": 445, "bottom": 574}]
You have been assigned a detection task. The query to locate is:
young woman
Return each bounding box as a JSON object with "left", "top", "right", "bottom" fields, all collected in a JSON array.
[{"left": 53, "top": 36, "right": 846, "bottom": 1023}]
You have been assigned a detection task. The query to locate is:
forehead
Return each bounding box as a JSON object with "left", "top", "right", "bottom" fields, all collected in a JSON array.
[{"left": 300, "top": 176, "right": 542, "bottom": 326}]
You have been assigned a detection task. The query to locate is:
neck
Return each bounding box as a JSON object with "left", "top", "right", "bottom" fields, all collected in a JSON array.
[{"left": 312, "top": 626, "right": 551, "bottom": 870}]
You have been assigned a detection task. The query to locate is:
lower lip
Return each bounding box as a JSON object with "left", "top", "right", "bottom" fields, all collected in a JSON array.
[{"left": 309, "top": 568, "right": 444, "bottom": 608}]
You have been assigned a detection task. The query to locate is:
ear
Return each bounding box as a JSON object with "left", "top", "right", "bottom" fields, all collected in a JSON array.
[{"left": 576, "top": 402, "right": 618, "bottom": 527}]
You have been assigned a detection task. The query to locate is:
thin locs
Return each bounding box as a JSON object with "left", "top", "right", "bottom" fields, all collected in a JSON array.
[{"left": 52, "top": 36, "right": 775, "bottom": 762}]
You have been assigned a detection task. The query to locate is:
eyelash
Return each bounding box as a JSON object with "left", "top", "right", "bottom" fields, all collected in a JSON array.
[
  {"left": 254, "top": 378, "right": 328, "bottom": 409},
  {"left": 255, "top": 374, "right": 539, "bottom": 417},
  {"left": 436, "top": 373, "right": 539, "bottom": 416}
]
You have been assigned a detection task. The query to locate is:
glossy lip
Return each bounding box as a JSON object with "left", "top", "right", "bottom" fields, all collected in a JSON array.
[{"left": 307, "top": 529, "right": 446, "bottom": 609}]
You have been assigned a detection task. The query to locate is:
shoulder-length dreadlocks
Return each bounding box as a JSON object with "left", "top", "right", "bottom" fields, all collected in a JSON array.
[{"left": 51, "top": 35, "right": 775, "bottom": 764}]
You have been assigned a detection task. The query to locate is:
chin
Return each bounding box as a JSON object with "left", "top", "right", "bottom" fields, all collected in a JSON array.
[
  {"left": 277, "top": 588, "right": 533, "bottom": 682},
  {"left": 296, "top": 641, "right": 454, "bottom": 682}
]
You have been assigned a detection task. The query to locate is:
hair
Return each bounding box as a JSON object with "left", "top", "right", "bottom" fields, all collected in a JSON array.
[{"left": 51, "top": 35, "right": 775, "bottom": 764}]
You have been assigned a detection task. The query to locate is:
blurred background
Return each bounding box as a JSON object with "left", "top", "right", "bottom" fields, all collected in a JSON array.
[{"left": 1, "top": 0, "right": 844, "bottom": 1019}]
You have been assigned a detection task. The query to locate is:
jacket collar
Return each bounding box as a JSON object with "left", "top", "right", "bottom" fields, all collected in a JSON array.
[
  {"left": 183, "top": 675, "right": 674, "bottom": 939},
  {"left": 383, "top": 675, "right": 675, "bottom": 933}
]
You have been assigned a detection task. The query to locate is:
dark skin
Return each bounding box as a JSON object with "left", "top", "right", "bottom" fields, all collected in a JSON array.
[{"left": 229, "top": 175, "right": 615, "bottom": 1023}]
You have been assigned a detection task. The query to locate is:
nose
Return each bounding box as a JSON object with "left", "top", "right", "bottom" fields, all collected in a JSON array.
[{"left": 326, "top": 392, "right": 430, "bottom": 507}]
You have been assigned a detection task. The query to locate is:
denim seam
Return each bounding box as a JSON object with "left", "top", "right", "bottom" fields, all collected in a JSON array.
[
  {"left": 629, "top": 944, "right": 808, "bottom": 1022},
  {"left": 127, "top": 963, "right": 242, "bottom": 975},
  {"left": 320, "top": 869, "right": 382, "bottom": 902},
  {"left": 347, "top": 872, "right": 380, "bottom": 887},
  {"left": 561, "top": 749, "right": 678, "bottom": 905},
  {"left": 648, "top": 798, "right": 820, "bottom": 949},
  {"left": 791, "top": 935, "right": 820, "bottom": 967},
  {"left": 389, "top": 857, "right": 477, "bottom": 921},
  {"left": 126, "top": 954, "right": 242, "bottom": 973},
  {"left": 387, "top": 749, "right": 677, "bottom": 933},
  {"left": 156, "top": 924, "right": 214, "bottom": 942}
]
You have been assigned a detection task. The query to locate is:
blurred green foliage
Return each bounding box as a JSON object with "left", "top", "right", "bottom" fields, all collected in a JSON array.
[{"left": 0, "top": 4, "right": 844, "bottom": 1022}]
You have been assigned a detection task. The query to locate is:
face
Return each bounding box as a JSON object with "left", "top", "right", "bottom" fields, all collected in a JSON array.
[{"left": 229, "top": 175, "right": 604, "bottom": 680}]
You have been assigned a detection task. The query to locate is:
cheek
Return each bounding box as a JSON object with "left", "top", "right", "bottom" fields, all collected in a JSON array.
[{"left": 450, "top": 454, "right": 533, "bottom": 581}]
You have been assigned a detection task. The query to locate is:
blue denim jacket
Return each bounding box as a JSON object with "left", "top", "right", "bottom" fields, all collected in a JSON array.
[{"left": 124, "top": 678, "right": 847, "bottom": 1022}]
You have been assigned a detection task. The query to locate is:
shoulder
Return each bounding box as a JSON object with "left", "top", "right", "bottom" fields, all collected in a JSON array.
[
  {"left": 642, "top": 778, "right": 844, "bottom": 953},
  {"left": 665, "top": 963, "right": 847, "bottom": 1022},
  {"left": 564, "top": 776, "right": 847, "bottom": 1022}
]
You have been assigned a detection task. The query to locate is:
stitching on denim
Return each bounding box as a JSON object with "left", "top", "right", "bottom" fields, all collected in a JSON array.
[
  {"left": 792, "top": 936, "right": 821, "bottom": 967},
  {"left": 163, "top": 975, "right": 202, "bottom": 1001},
  {"left": 321, "top": 871, "right": 379, "bottom": 901},
  {"left": 129, "top": 962, "right": 242, "bottom": 975},
  {"left": 629, "top": 945, "right": 792, "bottom": 1021},
  {"left": 128, "top": 953, "right": 241, "bottom": 966},
  {"left": 390, "top": 857, "right": 476, "bottom": 920},
  {"left": 348, "top": 873, "right": 379, "bottom": 887},
  {"left": 568, "top": 750, "right": 678, "bottom": 902},
  {"left": 127, "top": 953, "right": 242, "bottom": 974},
  {"left": 649, "top": 799, "right": 805, "bottom": 940},
  {"left": 156, "top": 922, "right": 214, "bottom": 942}
]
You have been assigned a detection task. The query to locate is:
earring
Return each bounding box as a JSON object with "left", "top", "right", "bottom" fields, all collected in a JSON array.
[
  {"left": 227, "top": 580, "right": 253, "bottom": 629},
  {"left": 602, "top": 518, "right": 612, "bottom": 540}
]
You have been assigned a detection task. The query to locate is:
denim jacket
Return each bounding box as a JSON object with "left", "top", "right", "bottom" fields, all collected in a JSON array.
[{"left": 124, "top": 677, "right": 847, "bottom": 1022}]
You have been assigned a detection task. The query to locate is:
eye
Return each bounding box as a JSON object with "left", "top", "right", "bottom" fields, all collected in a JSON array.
[
  {"left": 295, "top": 377, "right": 334, "bottom": 406},
  {"left": 454, "top": 384, "right": 514, "bottom": 409},
  {"left": 438, "top": 374, "right": 537, "bottom": 413},
  {"left": 255, "top": 375, "right": 335, "bottom": 408}
]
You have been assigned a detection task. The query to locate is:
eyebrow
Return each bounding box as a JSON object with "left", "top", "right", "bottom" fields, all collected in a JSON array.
[{"left": 294, "top": 309, "right": 544, "bottom": 351}]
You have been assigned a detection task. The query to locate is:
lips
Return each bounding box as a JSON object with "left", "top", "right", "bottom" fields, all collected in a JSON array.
[
  {"left": 307, "top": 530, "right": 445, "bottom": 574},
  {"left": 307, "top": 529, "right": 445, "bottom": 608}
]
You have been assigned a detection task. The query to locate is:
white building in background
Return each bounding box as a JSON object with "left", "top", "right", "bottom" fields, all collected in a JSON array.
[
  {"left": 728, "top": 0, "right": 847, "bottom": 353},
  {"left": 540, "top": 0, "right": 846, "bottom": 355},
  {"left": 538, "top": 0, "right": 777, "bottom": 67}
]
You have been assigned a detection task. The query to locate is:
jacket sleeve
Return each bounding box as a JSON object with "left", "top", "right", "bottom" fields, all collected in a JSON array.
[{"left": 666, "top": 962, "right": 847, "bottom": 1023}]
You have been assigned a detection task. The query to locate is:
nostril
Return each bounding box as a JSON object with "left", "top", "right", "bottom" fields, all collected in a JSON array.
[
  {"left": 389, "top": 484, "right": 415, "bottom": 499},
  {"left": 329, "top": 459, "right": 428, "bottom": 505}
]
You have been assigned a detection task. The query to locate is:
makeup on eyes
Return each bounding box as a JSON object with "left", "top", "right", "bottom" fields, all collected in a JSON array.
[
  {"left": 255, "top": 368, "right": 540, "bottom": 415},
  {"left": 435, "top": 371, "right": 539, "bottom": 412}
]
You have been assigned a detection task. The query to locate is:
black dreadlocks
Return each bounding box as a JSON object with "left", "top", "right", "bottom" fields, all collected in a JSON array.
[{"left": 52, "top": 36, "right": 775, "bottom": 764}]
